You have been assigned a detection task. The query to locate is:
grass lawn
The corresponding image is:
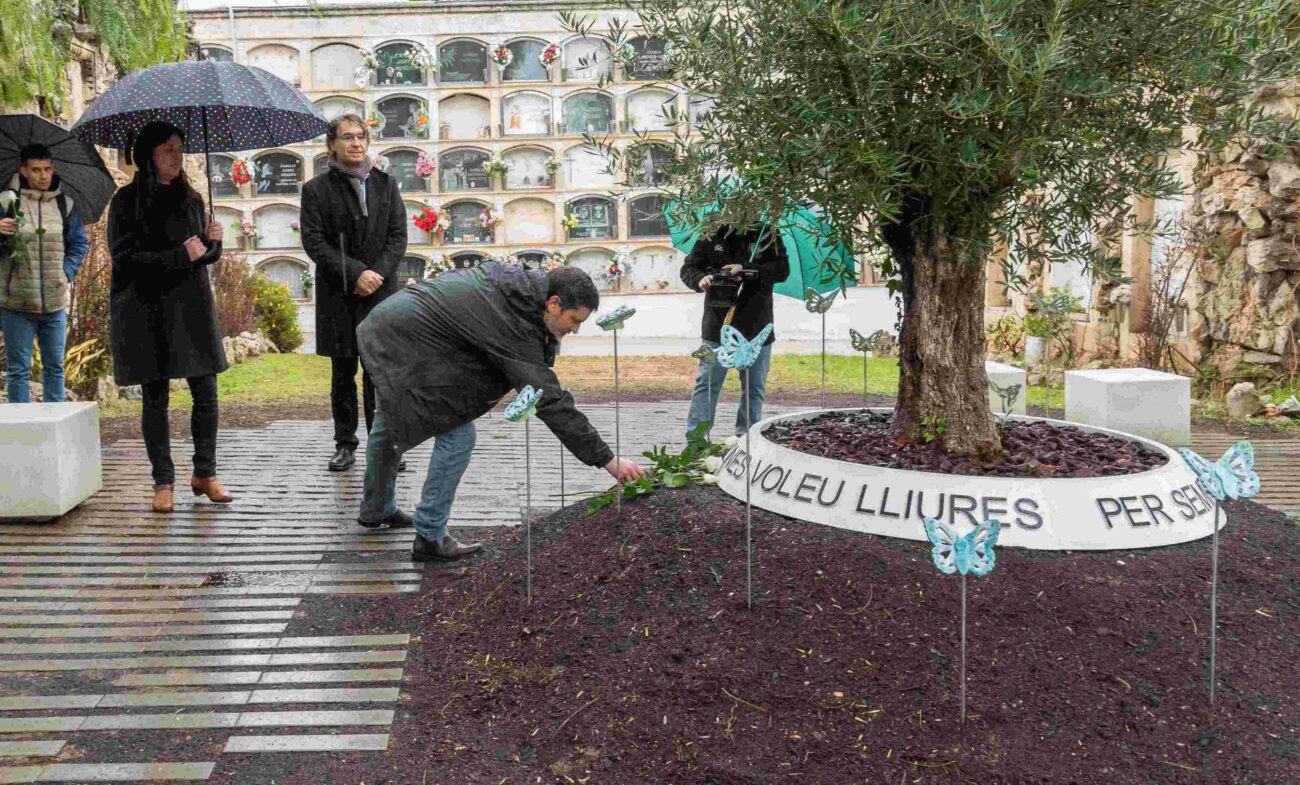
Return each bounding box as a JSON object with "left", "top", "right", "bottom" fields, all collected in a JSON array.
[{"left": 98, "top": 352, "right": 905, "bottom": 418}]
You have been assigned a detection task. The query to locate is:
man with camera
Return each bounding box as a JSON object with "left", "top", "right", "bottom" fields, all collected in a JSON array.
[{"left": 680, "top": 224, "right": 790, "bottom": 439}]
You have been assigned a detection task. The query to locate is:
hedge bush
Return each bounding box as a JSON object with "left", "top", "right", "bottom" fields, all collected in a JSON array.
[{"left": 251, "top": 274, "right": 303, "bottom": 352}]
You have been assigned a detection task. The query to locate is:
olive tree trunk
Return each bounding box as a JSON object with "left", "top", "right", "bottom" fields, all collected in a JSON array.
[{"left": 885, "top": 215, "right": 1001, "bottom": 457}]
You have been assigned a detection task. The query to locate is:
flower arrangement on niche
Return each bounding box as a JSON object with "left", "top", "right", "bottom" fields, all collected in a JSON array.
[
  {"left": 425, "top": 252, "right": 454, "bottom": 278},
  {"left": 614, "top": 43, "right": 639, "bottom": 67},
  {"left": 539, "top": 42, "right": 561, "bottom": 68},
  {"left": 365, "top": 112, "right": 382, "bottom": 130},
  {"left": 415, "top": 152, "right": 436, "bottom": 178},
  {"left": 489, "top": 43, "right": 514, "bottom": 67},
  {"left": 229, "top": 158, "right": 253, "bottom": 188},
  {"left": 485, "top": 158, "right": 509, "bottom": 177},
  {"left": 479, "top": 208, "right": 500, "bottom": 230},
  {"left": 561, "top": 213, "right": 580, "bottom": 232},
  {"left": 413, "top": 112, "right": 430, "bottom": 137},
  {"left": 606, "top": 251, "right": 630, "bottom": 281},
  {"left": 290, "top": 221, "right": 300, "bottom": 236},
  {"left": 541, "top": 251, "right": 567, "bottom": 272},
  {"left": 544, "top": 159, "right": 561, "bottom": 179},
  {"left": 413, "top": 206, "right": 451, "bottom": 237}
]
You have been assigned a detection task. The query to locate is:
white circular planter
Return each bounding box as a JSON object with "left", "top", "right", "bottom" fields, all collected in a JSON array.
[{"left": 717, "top": 409, "right": 1221, "bottom": 551}]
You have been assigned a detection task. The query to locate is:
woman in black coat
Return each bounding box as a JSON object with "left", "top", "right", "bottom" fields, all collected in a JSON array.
[{"left": 107, "top": 121, "right": 233, "bottom": 513}]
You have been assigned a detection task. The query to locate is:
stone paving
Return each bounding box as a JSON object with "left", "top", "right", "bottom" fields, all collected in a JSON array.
[{"left": 0, "top": 401, "right": 1295, "bottom": 782}]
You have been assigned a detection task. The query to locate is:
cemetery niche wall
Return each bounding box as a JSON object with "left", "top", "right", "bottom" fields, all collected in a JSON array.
[{"left": 717, "top": 409, "right": 1220, "bottom": 551}]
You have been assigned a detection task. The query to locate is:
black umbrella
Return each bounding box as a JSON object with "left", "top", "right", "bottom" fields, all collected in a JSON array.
[
  {"left": 0, "top": 114, "right": 117, "bottom": 223},
  {"left": 70, "top": 60, "right": 328, "bottom": 216}
]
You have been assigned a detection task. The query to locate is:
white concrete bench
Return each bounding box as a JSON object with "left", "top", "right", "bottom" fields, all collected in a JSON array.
[
  {"left": 1064, "top": 368, "right": 1191, "bottom": 446},
  {"left": 985, "top": 360, "right": 1028, "bottom": 416},
  {"left": 0, "top": 403, "right": 102, "bottom": 520}
]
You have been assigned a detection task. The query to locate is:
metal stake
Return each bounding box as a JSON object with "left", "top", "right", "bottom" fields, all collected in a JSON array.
[
  {"left": 614, "top": 327, "right": 622, "bottom": 517},
  {"left": 820, "top": 310, "right": 827, "bottom": 410},
  {"left": 960, "top": 572, "right": 968, "bottom": 723},
  {"left": 558, "top": 440, "right": 565, "bottom": 508},
  {"left": 1209, "top": 502, "right": 1221, "bottom": 703},
  {"left": 706, "top": 359, "right": 714, "bottom": 442},
  {"left": 861, "top": 349, "right": 869, "bottom": 404},
  {"left": 525, "top": 419, "right": 532, "bottom": 603},
  {"left": 744, "top": 366, "right": 753, "bottom": 610}
]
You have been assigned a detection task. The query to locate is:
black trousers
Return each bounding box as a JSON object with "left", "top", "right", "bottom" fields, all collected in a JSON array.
[
  {"left": 331, "top": 356, "right": 375, "bottom": 450},
  {"left": 142, "top": 374, "right": 218, "bottom": 487}
]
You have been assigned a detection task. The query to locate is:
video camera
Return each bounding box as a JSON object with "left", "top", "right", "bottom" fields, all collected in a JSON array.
[{"left": 706, "top": 266, "right": 757, "bottom": 309}]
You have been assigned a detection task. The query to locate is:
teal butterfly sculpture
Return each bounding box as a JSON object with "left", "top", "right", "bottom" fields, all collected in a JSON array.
[
  {"left": 804, "top": 286, "right": 839, "bottom": 314},
  {"left": 506, "top": 385, "right": 543, "bottom": 602},
  {"left": 849, "top": 329, "right": 891, "bottom": 404},
  {"left": 1177, "top": 440, "right": 1259, "bottom": 703},
  {"left": 597, "top": 305, "right": 637, "bottom": 332},
  {"left": 505, "top": 385, "right": 542, "bottom": 423},
  {"left": 923, "top": 516, "right": 1002, "bottom": 722},
  {"left": 715, "top": 323, "right": 773, "bottom": 370},
  {"left": 1178, "top": 442, "right": 1259, "bottom": 501},
  {"left": 924, "top": 517, "right": 1001, "bottom": 577}
]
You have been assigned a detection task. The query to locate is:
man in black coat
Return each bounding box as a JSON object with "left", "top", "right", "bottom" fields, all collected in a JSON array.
[
  {"left": 355, "top": 262, "right": 646, "bottom": 560},
  {"left": 300, "top": 114, "right": 407, "bottom": 472},
  {"left": 680, "top": 224, "right": 790, "bottom": 439}
]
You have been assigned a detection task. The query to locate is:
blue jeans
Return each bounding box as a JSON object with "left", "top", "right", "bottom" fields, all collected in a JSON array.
[
  {"left": 360, "top": 408, "right": 477, "bottom": 543},
  {"left": 685, "top": 339, "right": 773, "bottom": 438},
  {"left": 2, "top": 309, "right": 67, "bottom": 403}
]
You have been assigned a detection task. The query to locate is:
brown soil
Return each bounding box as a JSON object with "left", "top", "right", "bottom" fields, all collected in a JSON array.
[
  {"left": 203, "top": 488, "right": 1299, "bottom": 785},
  {"left": 765, "top": 410, "right": 1169, "bottom": 478}
]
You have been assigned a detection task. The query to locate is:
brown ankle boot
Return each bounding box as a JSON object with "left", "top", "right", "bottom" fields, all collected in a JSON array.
[
  {"left": 191, "top": 476, "right": 234, "bottom": 504},
  {"left": 152, "top": 484, "right": 174, "bottom": 513}
]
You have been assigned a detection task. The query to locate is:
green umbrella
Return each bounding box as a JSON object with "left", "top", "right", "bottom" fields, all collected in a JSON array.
[{"left": 666, "top": 201, "right": 855, "bottom": 298}]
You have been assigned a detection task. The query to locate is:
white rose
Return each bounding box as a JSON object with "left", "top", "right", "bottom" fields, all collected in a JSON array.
[
  {"left": 701, "top": 473, "right": 719, "bottom": 486},
  {"left": 723, "top": 435, "right": 740, "bottom": 449},
  {"left": 703, "top": 456, "right": 723, "bottom": 473}
]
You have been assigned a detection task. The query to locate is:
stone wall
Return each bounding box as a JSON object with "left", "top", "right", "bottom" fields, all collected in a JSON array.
[{"left": 1191, "top": 82, "right": 1300, "bottom": 379}]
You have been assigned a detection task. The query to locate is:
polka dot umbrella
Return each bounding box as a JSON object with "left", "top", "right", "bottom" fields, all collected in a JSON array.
[{"left": 70, "top": 60, "right": 328, "bottom": 215}]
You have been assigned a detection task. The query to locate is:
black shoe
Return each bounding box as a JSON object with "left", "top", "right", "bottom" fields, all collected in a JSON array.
[
  {"left": 357, "top": 509, "right": 414, "bottom": 530},
  {"left": 398, "top": 459, "right": 408, "bottom": 472},
  {"left": 412, "top": 533, "right": 484, "bottom": 561},
  {"left": 328, "top": 447, "right": 356, "bottom": 472}
]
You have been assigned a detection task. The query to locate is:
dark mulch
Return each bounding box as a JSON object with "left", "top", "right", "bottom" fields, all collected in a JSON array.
[
  {"left": 206, "top": 486, "right": 1299, "bottom": 785},
  {"left": 765, "top": 410, "right": 1169, "bottom": 478}
]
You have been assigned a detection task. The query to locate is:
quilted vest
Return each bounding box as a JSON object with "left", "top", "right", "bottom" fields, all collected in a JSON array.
[{"left": 0, "top": 176, "right": 70, "bottom": 314}]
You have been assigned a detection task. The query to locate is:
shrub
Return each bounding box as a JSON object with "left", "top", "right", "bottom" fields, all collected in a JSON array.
[
  {"left": 63, "top": 222, "right": 114, "bottom": 398},
  {"left": 209, "top": 253, "right": 257, "bottom": 338},
  {"left": 251, "top": 274, "right": 303, "bottom": 352}
]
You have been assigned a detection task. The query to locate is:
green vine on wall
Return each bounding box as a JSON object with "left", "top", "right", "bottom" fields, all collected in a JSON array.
[
  {"left": 0, "top": 0, "right": 187, "bottom": 112},
  {"left": 82, "top": 0, "right": 188, "bottom": 74}
]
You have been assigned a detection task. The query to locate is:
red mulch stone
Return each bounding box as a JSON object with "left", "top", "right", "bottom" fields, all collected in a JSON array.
[
  {"left": 764, "top": 410, "right": 1169, "bottom": 478},
  {"left": 209, "top": 488, "right": 1300, "bottom": 784}
]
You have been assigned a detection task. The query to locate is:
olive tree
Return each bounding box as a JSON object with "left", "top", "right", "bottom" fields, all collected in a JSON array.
[{"left": 566, "top": 0, "right": 1297, "bottom": 456}]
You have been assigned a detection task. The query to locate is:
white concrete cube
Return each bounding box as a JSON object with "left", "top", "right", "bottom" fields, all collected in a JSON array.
[
  {"left": 1064, "top": 368, "right": 1191, "bottom": 446},
  {"left": 0, "top": 403, "right": 102, "bottom": 520},
  {"left": 985, "top": 360, "right": 1028, "bottom": 416}
]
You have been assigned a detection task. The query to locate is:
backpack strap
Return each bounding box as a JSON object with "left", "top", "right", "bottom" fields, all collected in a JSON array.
[{"left": 56, "top": 193, "right": 69, "bottom": 222}]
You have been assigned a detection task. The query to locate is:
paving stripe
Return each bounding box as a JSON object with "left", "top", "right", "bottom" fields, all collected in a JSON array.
[
  {"left": 0, "top": 709, "right": 395, "bottom": 734},
  {"left": 0, "top": 743, "right": 66, "bottom": 758},
  {"left": 0, "top": 623, "right": 290, "bottom": 640},
  {"left": 222, "top": 733, "right": 389, "bottom": 753},
  {"left": 0, "top": 611, "right": 295, "bottom": 625},
  {"left": 0, "top": 598, "right": 301, "bottom": 612},
  {"left": 21, "top": 762, "right": 214, "bottom": 782},
  {"left": 0, "top": 687, "right": 399, "bottom": 711},
  {"left": 0, "top": 554, "right": 325, "bottom": 565},
  {"left": 0, "top": 585, "right": 419, "bottom": 599},
  {"left": 0, "top": 649, "right": 407, "bottom": 672},
  {"left": 113, "top": 668, "right": 405, "bottom": 687},
  {"left": 0, "top": 563, "right": 415, "bottom": 575}
]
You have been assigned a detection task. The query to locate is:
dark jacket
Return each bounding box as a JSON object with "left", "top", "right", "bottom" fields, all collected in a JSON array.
[
  {"left": 357, "top": 261, "right": 614, "bottom": 467},
  {"left": 106, "top": 180, "right": 227, "bottom": 386},
  {"left": 680, "top": 225, "right": 789, "bottom": 345},
  {"left": 299, "top": 166, "right": 407, "bottom": 358}
]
